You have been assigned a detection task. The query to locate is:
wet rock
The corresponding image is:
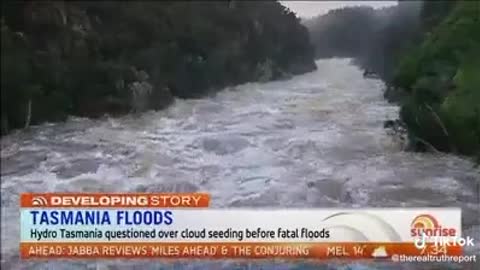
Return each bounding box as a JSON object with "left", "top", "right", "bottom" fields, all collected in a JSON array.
[
  {"left": 384, "top": 120, "right": 396, "bottom": 129},
  {"left": 384, "top": 119, "right": 407, "bottom": 133}
]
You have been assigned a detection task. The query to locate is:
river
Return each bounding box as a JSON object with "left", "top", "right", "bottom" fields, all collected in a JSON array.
[{"left": 1, "top": 59, "right": 479, "bottom": 269}]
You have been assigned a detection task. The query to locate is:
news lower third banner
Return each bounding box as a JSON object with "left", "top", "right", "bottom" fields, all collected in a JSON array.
[{"left": 20, "top": 193, "right": 463, "bottom": 259}]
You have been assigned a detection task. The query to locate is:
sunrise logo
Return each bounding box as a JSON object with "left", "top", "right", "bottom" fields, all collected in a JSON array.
[{"left": 410, "top": 214, "right": 456, "bottom": 237}]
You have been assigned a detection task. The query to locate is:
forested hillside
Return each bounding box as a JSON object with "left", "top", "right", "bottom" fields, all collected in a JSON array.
[
  {"left": 394, "top": 1, "right": 480, "bottom": 157},
  {"left": 1, "top": 1, "right": 316, "bottom": 134},
  {"left": 304, "top": 1, "right": 423, "bottom": 82},
  {"left": 305, "top": 0, "right": 479, "bottom": 159}
]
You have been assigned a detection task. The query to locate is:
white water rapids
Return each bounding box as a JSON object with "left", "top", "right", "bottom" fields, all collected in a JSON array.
[{"left": 1, "top": 59, "right": 479, "bottom": 269}]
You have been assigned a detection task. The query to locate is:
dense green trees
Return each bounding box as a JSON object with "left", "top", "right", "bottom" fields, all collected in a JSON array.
[
  {"left": 394, "top": 1, "right": 480, "bottom": 157},
  {"left": 305, "top": 1, "right": 479, "bottom": 158},
  {"left": 0, "top": 1, "right": 316, "bottom": 134}
]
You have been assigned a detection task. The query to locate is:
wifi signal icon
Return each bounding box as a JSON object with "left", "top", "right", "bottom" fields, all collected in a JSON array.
[{"left": 32, "top": 196, "right": 48, "bottom": 206}]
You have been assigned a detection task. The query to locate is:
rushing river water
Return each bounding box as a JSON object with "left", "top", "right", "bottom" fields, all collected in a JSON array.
[{"left": 1, "top": 59, "right": 479, "bottom": 270}]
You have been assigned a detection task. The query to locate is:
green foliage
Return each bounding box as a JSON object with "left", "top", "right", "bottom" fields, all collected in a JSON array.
[
  {"left": 394, "top": 1, "right": 480, "bottom": 157},
  {"left": 393, "top": 48, "right": 423, "bottom": 90},
  {"left": 440, "top": 50, "right": 480, "bottom": 155},
  {"left": 0, "top": 1, "right": 316, "bottom": 133},
  {"left": 306, "top": 0, "right": 479, "bottom": 158}
]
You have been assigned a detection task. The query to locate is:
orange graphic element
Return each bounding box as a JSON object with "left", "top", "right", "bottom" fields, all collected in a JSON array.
[
  {"left": 19, "top": 242, "right": 462, "bottom": 259},
  {"left": 410, "top": 214, "right": 456, "bottom": 237},
  {"left": 20, "top": 193, "right": 210, "bottom": 208},
  {"left": 411, "top": 214, "right": 439, "bottom": 230}
]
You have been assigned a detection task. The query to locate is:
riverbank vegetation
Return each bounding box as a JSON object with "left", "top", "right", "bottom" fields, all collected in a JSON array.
[
  {"left": 1, "top": 1, "right": 316, "bottom": 135},
  {"left": 394, "top": 1, "right": 480, "bottom": 158},
  {"left": 305, "top": 1, "right": 479, "bottom": 159}
]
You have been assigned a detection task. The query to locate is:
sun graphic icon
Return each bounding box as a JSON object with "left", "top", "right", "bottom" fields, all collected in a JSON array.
[{"left": 411, "top": 214, "right": 439, "bottom": 231}]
